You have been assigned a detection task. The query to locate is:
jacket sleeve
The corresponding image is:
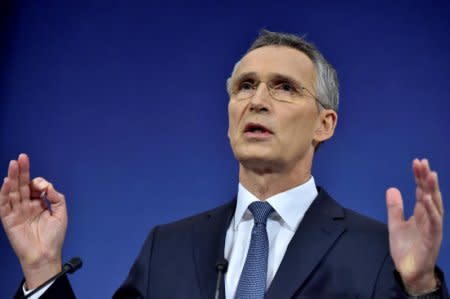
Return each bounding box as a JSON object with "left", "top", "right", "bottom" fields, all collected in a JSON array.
[
  {"left": 436, "top": 269, "right": 450, "bottom": 299},
  {"left": 373, "top": 252, "right": 449, "bottom": 299},
  {"left": 13, "top": 275, "right": 76, "bottom": 299}
]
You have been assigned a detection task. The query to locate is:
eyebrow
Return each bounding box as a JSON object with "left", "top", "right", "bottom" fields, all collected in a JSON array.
[
  {"left": 232, "top": 72, "right": 304, "bottom": 87},
  {"left": 232, "top": 72, "right": 257, "bottom": 84}
]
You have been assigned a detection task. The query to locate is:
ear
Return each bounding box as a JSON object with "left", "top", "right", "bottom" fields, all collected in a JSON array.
[{"left": 314, "top": 109, "right": 337, "bottom": 143}]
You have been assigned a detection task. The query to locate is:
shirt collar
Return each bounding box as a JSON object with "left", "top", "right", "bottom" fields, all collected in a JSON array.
[{"left": 233, "top": 176, "right": 318, "bottom": 231}]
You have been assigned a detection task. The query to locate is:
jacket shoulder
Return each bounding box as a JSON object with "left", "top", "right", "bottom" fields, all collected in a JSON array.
[{"left": 153, "top": 199, "right": 236, "bottom": 235}]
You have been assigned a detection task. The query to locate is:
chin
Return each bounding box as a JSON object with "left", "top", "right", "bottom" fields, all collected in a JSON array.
[
  {"left": 233, "top": 144, "right": 271, "bottom": 159},
  {"left": 234, "top": 150, "right": 280, "bottom": 169}
]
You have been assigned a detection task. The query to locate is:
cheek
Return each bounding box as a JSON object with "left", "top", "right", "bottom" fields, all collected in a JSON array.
[
  {"left": 283, "top": 111, "right": 318, "bottom": 140},
  {"left": 227, "top": 103, "right": 237, "bottom": 139},
  {"left": 227, "top": 101, "right": 241, "bottom": 134}
]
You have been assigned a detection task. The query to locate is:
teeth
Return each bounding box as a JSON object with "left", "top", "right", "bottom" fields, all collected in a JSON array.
[{"left": 253, "top": 129, "right": 262, "bottom": 133}]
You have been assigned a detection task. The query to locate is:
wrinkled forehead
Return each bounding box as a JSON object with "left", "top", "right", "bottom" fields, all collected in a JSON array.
[{"left": 232, "top": 45, "right": 316, "bottom": 85}]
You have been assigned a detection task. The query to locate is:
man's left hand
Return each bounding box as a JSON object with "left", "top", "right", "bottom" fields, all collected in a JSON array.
[{"left": 386, "top": 158, "right": 444, "bottom": 295}]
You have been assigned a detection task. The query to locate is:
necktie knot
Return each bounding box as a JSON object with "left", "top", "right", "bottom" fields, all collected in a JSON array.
[{"left": 248, "top": 201, "right": 274, "bottom": 225}]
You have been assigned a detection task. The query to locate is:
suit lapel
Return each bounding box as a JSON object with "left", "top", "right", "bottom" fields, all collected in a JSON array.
[
  {"left": 265, "top": 188, "right": 347, "bottom": 299},
  {"left": 192, "top": 199, "right": 236, "bottom": 299}
]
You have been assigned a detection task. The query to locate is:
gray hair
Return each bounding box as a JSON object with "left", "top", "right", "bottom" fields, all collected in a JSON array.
[{"left": 227, "top": 30, "right": 339, "bottom": 112}]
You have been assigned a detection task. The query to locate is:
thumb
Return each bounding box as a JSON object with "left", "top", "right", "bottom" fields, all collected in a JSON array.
[{"left": 386, "top": 187, "right": 404, "bottom": 231}]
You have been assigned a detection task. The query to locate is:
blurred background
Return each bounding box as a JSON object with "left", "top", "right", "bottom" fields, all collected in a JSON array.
[{"left": 1, "top": 0, "right": 449, "bottom": 297}]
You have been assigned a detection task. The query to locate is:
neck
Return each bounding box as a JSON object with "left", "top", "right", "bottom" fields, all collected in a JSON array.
[{"left": 238, "top": 158, "right": 312, "bottom": 200}]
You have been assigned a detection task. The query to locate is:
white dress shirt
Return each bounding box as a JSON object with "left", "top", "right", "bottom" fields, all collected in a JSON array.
[{"left": 224, "top": 177, "right": 318, "bottom": 299}]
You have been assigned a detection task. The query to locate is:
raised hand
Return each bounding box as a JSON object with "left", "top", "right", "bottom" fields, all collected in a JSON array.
[
  {"left": 386, "top": 158, "right": 444, "bottom": 295},
  {"left": 0, "top": 153, "right": 68, "bottom": 289}
]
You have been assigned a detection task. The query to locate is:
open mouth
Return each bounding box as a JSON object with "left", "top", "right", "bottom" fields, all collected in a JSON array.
[{"left": 244, "top": 123, "right": 273, "bottom": 135}]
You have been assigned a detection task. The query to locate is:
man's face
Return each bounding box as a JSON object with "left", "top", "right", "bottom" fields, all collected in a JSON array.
[{"left": 227, "top": 45, "right": 327, "bottom": 171}]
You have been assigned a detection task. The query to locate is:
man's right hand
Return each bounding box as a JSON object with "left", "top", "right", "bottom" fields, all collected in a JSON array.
[{"left": 0, "top": 153, "right": 68, "bottom": 290}]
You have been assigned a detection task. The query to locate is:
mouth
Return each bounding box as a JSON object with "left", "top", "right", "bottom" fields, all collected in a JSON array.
[{"left": 243, "top": 123, "right": 273, "bottom": 138}]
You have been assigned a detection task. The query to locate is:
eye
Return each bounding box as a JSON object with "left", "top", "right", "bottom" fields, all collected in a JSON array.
[
  {"left": 281, "top": 83, "right": 293, "bottom": 92},
  {"left": 239, "top": 81, "right": 255, "bottom": 91},
  {"left": 273, "top": 81, "right": 296, "bottom": 93}
]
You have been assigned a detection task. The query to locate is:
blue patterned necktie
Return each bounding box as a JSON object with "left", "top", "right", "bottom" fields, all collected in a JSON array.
[{"left": 235, "top": 201, "right": 274, "bottom": 299}]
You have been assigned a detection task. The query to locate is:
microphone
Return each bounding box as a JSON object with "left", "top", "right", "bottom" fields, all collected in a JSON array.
[
  {"left": 23, "top": 257, "right": 83, "bottom": 298},
  {"left": 214, "top": 258, "right": 228, "bottom": 299}
]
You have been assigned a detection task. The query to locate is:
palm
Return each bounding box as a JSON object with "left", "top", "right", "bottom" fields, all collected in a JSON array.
[
  {"left": 5, "top": 204, "right": 65, "bottom": 265},
  {"left": 389, "top": 204, "right": 434, "bottom": 275}
]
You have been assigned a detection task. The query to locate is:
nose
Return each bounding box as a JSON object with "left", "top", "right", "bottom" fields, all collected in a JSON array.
[{"left": 249, "top": 82, "right": 271, "bottom": 112}]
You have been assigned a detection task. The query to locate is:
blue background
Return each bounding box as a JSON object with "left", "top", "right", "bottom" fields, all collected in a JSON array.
[{"left": 1, "top": 1, "right": 449, "bottom": 298}]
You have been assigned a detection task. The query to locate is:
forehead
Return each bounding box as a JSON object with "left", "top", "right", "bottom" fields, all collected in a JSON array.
[{"left": 233, "top": 46, "right": 316, "bottom": 83}]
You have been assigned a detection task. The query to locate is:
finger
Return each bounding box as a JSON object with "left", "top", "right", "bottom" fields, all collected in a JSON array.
[
  {"left": 413, "top": 186, "right": 428, "bottom": 226},
  {"left": 423, "top": 194, "right": 443, "bottom": 236},
  {"left": 413, "top": 158, "right": 421, "bottom": 184},
  {"left": 0, "top": 177, "right": 12, "bottom": 217},
  {"left": 30, "top": 178, "right": 55, "bottom": 214},
  {"left": 386, "top": 187, "right": 405, "bottom": 231},
  {"left": 46, "top": 184, "right": 65, "bottom": 205},
  {"left": 422, "top": 158, "right": 431, "bottom": 172},
  {"left": 419, "top": 159, "right": 431, "bottom": 187},
  {"left": 18, "top": 154, "right": 31, "bottom": 201},
  {"left": 416, "top": 158, "right": 443, "bottom": 213},
  {"left": 413, "top": 159, "right": 432, "bottom": 192},
  {"left": 30, "top": 189, "right": 47, "bottom": 199},
  {"left": 30, "top": 177, "right": 51, "bottom": 193},
  {"left": 427, "top": 172, "right": 443, "bottom": 216},
  {"left": 7, "top": 160, "right": 19, "bottom": 192},
  {"left": 29, "top": 178, "right": 52, "bottom": 214},
  {"left": 0, "top": 177, "right": 10, "bottom": 204},
  {"left": 422, "top": 167, "right": 438, "bottom": 193},
  {"left": 413, "top": 159, "right": 428, "bottom": 191},
  {"left": 416, "top": 186, "right": 425, "bottom": 203},
  {"left": 46, "top": 184, "right": 67, "bottom": 220},
  {"left": 7, "top": 161, "right": 22, "bottom": 209}
]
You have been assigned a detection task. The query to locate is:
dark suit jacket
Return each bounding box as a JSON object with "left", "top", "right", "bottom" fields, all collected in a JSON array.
[{"left": 15, "top": 188, "right": 449, "bottom": 298}]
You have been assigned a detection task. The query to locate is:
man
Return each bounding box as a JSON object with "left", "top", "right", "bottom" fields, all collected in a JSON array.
[{"left": 1, "top": 30, "right": 448, "bottom": 298}]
